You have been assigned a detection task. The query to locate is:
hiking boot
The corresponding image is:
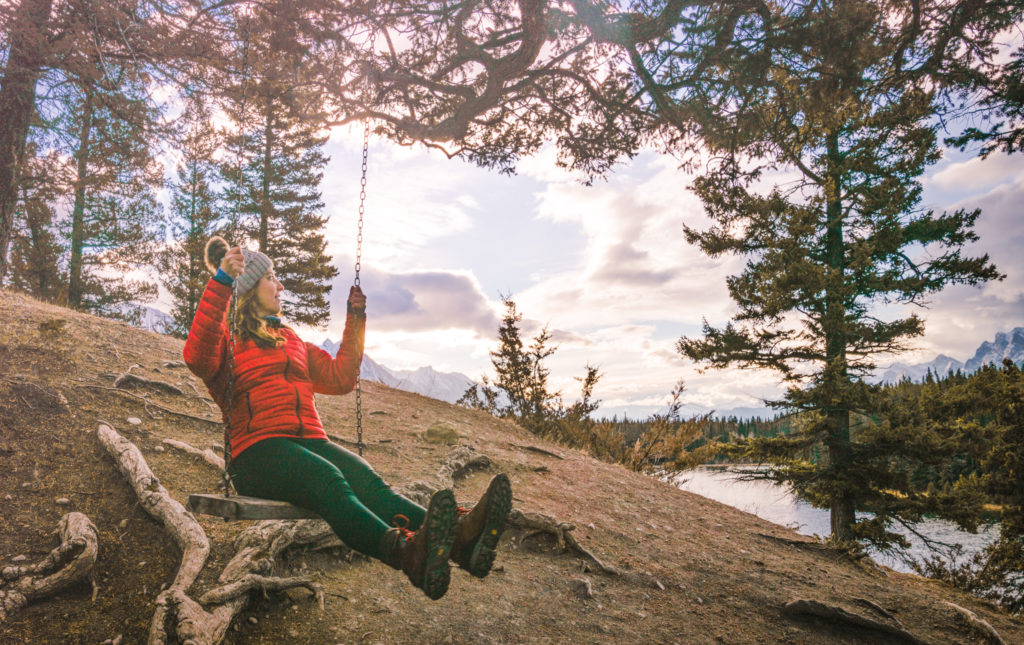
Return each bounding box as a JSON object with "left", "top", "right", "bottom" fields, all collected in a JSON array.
[
  {"left": 378, "top": 489, "right": 458, "bottom": 600},
  {"left": 450, "top": 473, "right": 512, "bottom": 578}
]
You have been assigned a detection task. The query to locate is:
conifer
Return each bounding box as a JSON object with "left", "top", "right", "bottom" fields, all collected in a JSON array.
[
  {"left": 673, "top": 2, "right": 1003, "bottom": 546},
  {"left": 218, "top": 8, "right": 336, "bottom": 327},
  {"left": 156, "top": 97, "right": 222, "bottom": 337}
]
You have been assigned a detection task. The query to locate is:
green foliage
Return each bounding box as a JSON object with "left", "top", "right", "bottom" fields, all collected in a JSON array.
[
  {"left": 219, "top": 7, "right": 337, "bottom": 327},
  {"left": 460, "top": 297, "right": 714, "bottom": 477},
  {"left": 900, "top": 361, "right": 1024, "bottom": 612},
  {"left": 156, "top": 97, "right": 224, "bottom": 338},
  {"left": 675, "top": 1, "right": 1002, "bottom": 545},
  {"left": 7, "top": 144, "right": 65, "bottom": 301}
]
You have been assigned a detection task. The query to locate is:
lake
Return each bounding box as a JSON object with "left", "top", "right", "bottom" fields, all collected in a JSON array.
[{"left": 673, "top": 466, "right": 1000, "bottom": 573}]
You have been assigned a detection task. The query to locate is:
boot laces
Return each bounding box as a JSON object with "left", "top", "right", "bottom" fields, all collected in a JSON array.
[{"left": 392, "top": 514, "right": 415, "bottom": 543}]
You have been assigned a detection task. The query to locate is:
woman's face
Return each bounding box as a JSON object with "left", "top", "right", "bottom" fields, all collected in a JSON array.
[{"left": 253, "top": 270, "right": 284, "bottom": 317}]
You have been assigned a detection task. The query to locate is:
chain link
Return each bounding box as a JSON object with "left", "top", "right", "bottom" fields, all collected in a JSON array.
[
  {"left": 222, "top": 12, "right": 253, "bottom": 497},
  {"left": 354, "top": 121, "right": 369, "bottom": 456},
  {"left": 223, "top": 285, "right": 237, "bottom": 497}
]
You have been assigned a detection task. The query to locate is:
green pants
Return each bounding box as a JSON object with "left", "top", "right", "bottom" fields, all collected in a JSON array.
[{"left": 229, "top": 437, "right": 426, "bottom": 558}]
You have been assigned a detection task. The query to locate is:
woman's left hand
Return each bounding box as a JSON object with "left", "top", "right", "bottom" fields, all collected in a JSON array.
[{"left": 348, "top": 285, "right": 366, "bottom": 314}]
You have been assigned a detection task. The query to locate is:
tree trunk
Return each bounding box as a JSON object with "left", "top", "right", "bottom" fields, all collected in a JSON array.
[
  {"left": 67, "top": 86, "right": 95, "bottom": 308},
  {"left": 258, "top": 99, "right": 273, "bottom": 252},
  {"left": 0, "top": 0, "right": 54, "bottom": 284},
  {"left": 823, "top": 128, "right": 855, "bottom": 542}
]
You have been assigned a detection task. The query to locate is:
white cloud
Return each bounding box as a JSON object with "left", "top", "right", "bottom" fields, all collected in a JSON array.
[{"left": 929, "top": 151, "right": 1024, "bottom": 192}]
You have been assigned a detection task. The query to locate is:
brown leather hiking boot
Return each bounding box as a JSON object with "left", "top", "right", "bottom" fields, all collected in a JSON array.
[
  {"left": 378, "top": 489, "right": 458, "bottom": 600},
  {"left": 450, "top": 473, "right": 512, "bottom": 578}
]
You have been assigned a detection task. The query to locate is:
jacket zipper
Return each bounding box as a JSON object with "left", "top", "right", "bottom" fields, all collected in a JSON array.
[
  {"left": 284, "top": 350, "right": 303, "bottom": 437},
  {"left": 243, "top": 391, "right": 253, "bottom": 448}
]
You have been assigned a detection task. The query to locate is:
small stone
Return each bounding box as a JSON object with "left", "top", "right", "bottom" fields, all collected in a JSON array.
[
  {"left": 118, "top": 519, "right": 129, "bottom": 529},
  {"left": 587, "top": 522, "right": 595, "bottom": 530},
  {"left": 288, "top": 629, "right": 299, "bottom": 637},
  {"left": 4, "top": 494, "right": 12, "bottom": 501},
  {"left": 12, "top": 555, "right": 28, "bottom": 563},
  {"left": 55, "top": 497, "right": 71, "bottom": 505},
  {"left": 126, "top": 417, "right": 142, "bottom": 425},
  {"left": 154, "top": 445, "right": 165, "bottom": 452},
  {"left": 21, "top": 482, "right": 32, "bottom": 489},
  {"left": 695, "top": 597, "right": 704, "bottom": 605},
  {"left": 248, "top": 616, "right": 258, "bottom": 625}
]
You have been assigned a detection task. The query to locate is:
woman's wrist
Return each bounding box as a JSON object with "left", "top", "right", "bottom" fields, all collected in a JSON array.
[{"left": 214, "top": 268, "right": 235, "bottom": 286}]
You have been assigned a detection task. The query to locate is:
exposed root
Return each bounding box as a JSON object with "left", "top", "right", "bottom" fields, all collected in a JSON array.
[
  {"left": 398, "top": 446, "right": 494, "bottom": 506},
  {"left": 198, "top": 574, "right": 323, "bottom": 608},
  {"left": 114, "top": 371, "right": 184, "bottom": 396},
  {"left": 783, "top": 598, "right": 931, "bottom": 645},
  {"left": 97, "top": 423, "right": 348, "bottom": 644},
  {"left": 506, "top": 508, "right": 620, "bottom": 576},
  {"left": 163, "top": 439, "right": 225, "bottom": 470},
  {"left": 0, "top": 513, "right": 98, "bottom": 622},
  {"left": 943, "top": 601, "right": 1006, "bottom": 645},
  {"left": 78, "top": 384, "right": 220, "bottom": 426},
  {"left": 509, "top": 443, "right": 565, "bottom": 459},
  {"left": 437, "top": 446, "right": 492, "bottom": 488},
  {"left": 97, "top": 423, "right": 210, "bottom": 645}
]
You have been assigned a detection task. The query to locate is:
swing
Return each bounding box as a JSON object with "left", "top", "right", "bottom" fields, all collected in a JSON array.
[
  {"left": 187, "top": 19, "right": 371, "bottom": 521},
  {"left": 186, "top": 124, "right": 370, "bottom": 521}
]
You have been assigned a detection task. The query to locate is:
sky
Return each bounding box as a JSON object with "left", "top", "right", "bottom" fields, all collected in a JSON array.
[{"left": 278, "top": 124, "right": 1024, "bottom": 420}]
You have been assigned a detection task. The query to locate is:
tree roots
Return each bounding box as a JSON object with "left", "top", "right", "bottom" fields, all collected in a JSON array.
[{"left": 0, "top": 512, "right": 98, "bottom": 623}]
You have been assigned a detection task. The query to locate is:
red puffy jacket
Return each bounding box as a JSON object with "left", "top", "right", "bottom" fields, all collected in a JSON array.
[{"left": 183, "top": 278, "right": 365, "bottom": 458}]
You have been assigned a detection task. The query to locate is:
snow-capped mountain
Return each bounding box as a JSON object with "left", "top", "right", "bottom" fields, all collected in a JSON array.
[
  {"left": 876, "top": 327, "right": 1024, "bottom": 383},
  {"left": 319, "top": 339, "right": 476, "bottom": 404}
]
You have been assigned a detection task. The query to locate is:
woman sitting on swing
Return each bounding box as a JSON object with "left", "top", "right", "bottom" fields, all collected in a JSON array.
[{"left": 183, "top": 237, "right": 512, "bottom": 600}]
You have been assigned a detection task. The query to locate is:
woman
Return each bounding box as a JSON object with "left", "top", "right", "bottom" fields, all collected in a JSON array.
[{"left": 183, "top": 237, "right": 512, "bottom": 600}]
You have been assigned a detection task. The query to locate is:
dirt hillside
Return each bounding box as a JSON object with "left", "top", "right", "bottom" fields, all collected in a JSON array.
[{"left": 1, "top": 289, "right": 1021, "bottom": 644}]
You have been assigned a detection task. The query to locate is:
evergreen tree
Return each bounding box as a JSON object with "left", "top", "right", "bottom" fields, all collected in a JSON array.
[
  {"left": 219, "top": 8, "right": 336, "bottom": 327},
  {"left": 674, "top": 2, "right": 1002, "bottom": 546},
  {"left": 7, "top": 144, "right": 66, "bottom": 300},
  {"left": 0, "top": 0, "right": 53, "bottom": 284},
  {"left": 55, "top": 58, "right": 164, "bottom": 322},
  {"left": 156, "top": 97, "right": 222, "bottom": 337}
]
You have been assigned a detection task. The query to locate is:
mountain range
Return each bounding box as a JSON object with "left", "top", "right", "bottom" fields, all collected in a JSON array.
[
  {"left": 319, "top": 339, "right": 476, "bottom": 404},
  {"left": 874, "top": 326, "right": 1024, "bottom": 383}
]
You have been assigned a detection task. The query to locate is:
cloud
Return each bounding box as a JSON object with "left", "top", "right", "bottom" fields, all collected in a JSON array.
[
  {"left": 321, "top": 264, "right": 499, "bottom": 339},
  {"left": 888, "top": 174, "right": 1024, "bottom": 362},
  {"left": 930, "top": 152, "right": 1024, "bottom": 192}
]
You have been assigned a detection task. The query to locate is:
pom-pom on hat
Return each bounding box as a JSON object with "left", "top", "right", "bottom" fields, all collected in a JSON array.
[{"left": 204, "top": 236, "right": 274, "bottom": 296}]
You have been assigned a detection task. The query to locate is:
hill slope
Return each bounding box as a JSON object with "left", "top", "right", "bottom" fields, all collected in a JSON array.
[{"left": 1, "top": 289, "right": 1021, "bottom": 644}]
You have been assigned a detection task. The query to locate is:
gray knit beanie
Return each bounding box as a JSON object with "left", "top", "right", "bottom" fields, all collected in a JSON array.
[{"left": 204, "top": 236, "right": 274, "bottom": 296}]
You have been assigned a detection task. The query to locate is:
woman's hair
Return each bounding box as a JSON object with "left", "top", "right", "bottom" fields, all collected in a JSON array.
[
  {"left": 232, "top": 287, "right": 285, "bottom": 349},
  {"left": 205, "top": 235, "right": 284, "bottom": 349}
]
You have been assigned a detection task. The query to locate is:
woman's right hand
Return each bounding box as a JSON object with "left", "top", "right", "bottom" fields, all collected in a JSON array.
[{"left": 221, "top": 246, "right": 245, "bottom": 278}]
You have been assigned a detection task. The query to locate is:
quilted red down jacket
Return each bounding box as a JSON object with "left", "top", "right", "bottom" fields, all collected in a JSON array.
[{"left": 183, "top": 278, "right": 365, "bottom": 459}]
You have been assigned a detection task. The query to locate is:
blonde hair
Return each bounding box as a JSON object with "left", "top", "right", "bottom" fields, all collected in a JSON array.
[{"left": 231, "top": 285, "right": 285, "bottom": 349}]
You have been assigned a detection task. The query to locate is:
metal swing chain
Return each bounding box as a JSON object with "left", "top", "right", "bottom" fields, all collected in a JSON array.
[
  {"left": 222, "top": 11, "right": 253, "bottom": 496},
  {"left": 223, "top": 288, "right": 238, "bottom": 497},
  {"left": 354, "top": 121, "right": 369, "bottom": 456}
]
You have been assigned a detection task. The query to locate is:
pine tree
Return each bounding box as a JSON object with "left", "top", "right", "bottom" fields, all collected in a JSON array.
[
  {"left": 7, "top": 144, "right": 66, "bottom": 300},
  {"left": 156, "top": 97, "right": 223, "bottom": 337},
  {"left": 674, "top": 2, "right": 1002, "bottom": 546},
  {"left": 219, "top": 8, "right": 336, "bottom": 327},
  {"left": 0, "top": 0, "right": 54, "bottom": 284},
  {"left": 57, "top": 59, "right": 164, "bottom": 322}
]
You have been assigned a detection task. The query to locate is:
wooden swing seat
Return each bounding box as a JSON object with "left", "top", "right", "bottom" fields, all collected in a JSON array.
[{"left": 186, "top": 494, "right": 319, "bottom": 521}]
